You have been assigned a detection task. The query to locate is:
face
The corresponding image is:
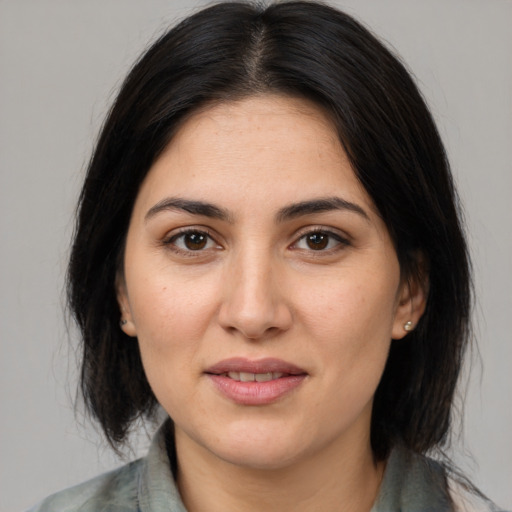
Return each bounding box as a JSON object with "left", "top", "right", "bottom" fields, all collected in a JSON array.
[{"left": 118, "top": 95, "right": 423, "bottom": 471}]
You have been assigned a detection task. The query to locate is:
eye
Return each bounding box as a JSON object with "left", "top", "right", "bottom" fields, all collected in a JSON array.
[
  {"left": 166, "top": 229, "right": 219, "bottom": 252},
  {"left": 293, "top": 230, "right": 347, "bottom": 251}
]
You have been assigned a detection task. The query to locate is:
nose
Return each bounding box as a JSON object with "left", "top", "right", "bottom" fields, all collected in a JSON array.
[{"left": 218, "top": 249, "right": 293, "bottom": 340}]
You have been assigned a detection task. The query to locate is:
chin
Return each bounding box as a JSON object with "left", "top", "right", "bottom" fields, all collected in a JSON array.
[
  {"left": 214, "top": 443, "right": 302, "bottom": 471},
  {"left": 204, "top": 423, "right": 312, "bottom": 471}
]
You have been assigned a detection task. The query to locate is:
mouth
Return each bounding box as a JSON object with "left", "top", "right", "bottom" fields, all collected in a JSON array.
[{"left": 205, "top": 358, "right": 307, "bottom": 405}]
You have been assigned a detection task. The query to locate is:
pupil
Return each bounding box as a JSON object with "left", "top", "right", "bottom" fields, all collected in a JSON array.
[
  {"left": 185, "top": 233, "right": 207, "bottom": 250},
  {"left": 307, "top": 233, "right": 328, "bottom": 250}
]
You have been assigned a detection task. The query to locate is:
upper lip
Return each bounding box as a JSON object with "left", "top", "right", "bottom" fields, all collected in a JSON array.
[{"left": 205, "top": 357, "right": 307, "bottom": 375}]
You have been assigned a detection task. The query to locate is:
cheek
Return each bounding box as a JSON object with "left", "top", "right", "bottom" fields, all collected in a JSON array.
[
  {"left": 299, "top": 274, "right": 399, "bottom": 341},
  {"left": 126, "top": 264, "right": 220, "bottom": 358},
  {"left": 126, "top": 270, "right": 221, "bottom": 413},
  {"left": 296, "top": 268, "right": 399, "bottom": 388}
]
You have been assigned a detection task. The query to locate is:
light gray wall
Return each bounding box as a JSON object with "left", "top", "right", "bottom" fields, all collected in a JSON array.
[{"left": 1, "top": 1, "right": 510, "bottom": 511}]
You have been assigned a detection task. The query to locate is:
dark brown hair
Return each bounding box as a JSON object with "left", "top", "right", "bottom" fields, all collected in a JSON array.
[{"left": 68, "top": 1, "right": 471, "bottom": 460}]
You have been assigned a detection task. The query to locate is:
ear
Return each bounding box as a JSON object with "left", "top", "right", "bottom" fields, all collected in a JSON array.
[
  {"left": 391, "top": 258, "right": 428, "bottom": 340},
  {"left": 116, "top": 273, "right": 137, "bottom": 337}
]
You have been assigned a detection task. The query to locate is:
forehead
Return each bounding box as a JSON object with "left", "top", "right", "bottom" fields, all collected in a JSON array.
[
  {"left": 184, "top": 94, "right": 339, "bottom": 138},
  {"left": 169, "top": 94, "right": 342, "bottom": 158},
  {"left": 135, "top": 94, "right": 373, "bottom": 214}
]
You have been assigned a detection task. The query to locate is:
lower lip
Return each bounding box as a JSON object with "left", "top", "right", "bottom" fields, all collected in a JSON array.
[{"left": 207, "top": 374, "right": 306, "bottom": 405}]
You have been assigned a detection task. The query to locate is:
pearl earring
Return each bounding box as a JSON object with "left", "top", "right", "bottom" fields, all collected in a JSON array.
[
  {"left": 120, "top": 319, "right": 128, "bottom": 327},
  {"left": 403, "top": 321, "right": 414, "bottom": 332}
]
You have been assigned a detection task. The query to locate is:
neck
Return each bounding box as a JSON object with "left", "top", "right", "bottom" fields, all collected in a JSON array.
[{"left": 175, "top": 428, "right": 385, "bottom": 512}]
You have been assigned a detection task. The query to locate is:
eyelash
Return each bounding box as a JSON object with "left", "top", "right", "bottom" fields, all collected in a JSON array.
[{"left": 162, "top": 227, "right": 350, "bottom": 256}]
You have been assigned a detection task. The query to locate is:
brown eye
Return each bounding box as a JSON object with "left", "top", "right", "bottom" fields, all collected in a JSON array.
[
  {"left": 183, "top": 232, "right": 208, "bottom": 250},
  {"left": 167, "top": 230, "right": 218, "bottom": 252},
  {"left": 294, "top": 230, "right": 348, "bottom": 252},
  {"left": 306, "top": 232, "right": 329, "bottom": 250}
]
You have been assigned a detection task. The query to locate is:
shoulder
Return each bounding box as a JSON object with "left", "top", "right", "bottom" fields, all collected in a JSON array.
[
  {"left": 27, "top": 419, "right": 187, "bottom": 512},
  {"left": 374, "top": 446, "right": 509, "bottom": 512},
  {"left": 27, "top": 459, "right": 142, "bottom": 512},
  {"left": 447, "top": 477, "right": 509, "bottom": 512}
]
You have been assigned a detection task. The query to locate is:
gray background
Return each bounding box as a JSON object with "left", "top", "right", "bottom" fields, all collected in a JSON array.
[{"left": 1, "top": 1, "right": 511, "bottom": 511}]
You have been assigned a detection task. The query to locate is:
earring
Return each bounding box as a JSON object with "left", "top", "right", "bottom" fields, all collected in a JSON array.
[
  {"left": 120, "top": 319, "right": 128, "bottom": 327},
  {"left": 403, "top": 321, "right": 414, "bottom": 332}
]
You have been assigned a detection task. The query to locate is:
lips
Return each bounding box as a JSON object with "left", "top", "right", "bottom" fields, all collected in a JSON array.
[
  {"left": 205, "top": 358, "right": 307, "bottom": 405},
  {"left": 206, "top": 357, "right": 306, "bottom": 375}
]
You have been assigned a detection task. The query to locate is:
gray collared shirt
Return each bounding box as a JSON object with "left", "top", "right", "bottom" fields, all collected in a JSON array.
[{"left": 28, "top": 421, "right": 505, "bottom": 512}]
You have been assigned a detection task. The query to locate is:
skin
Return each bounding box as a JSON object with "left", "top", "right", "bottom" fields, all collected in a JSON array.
[{"left": 118, "top": 95, "right": 426, "bottom": 512}]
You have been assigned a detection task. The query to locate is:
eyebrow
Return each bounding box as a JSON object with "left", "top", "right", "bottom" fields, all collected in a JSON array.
[
  {"left": 145, "top": 197, "right": 233, "bottom": 223},
  {"left": 145, "top": 196, "right": 369, "bottom": 223},
  {"left": 275, "top": 197, "right": 369, "bottom": 223}
]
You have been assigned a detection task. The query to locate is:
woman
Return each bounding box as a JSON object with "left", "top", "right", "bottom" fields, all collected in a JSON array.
[{"left": 29, "top": 1, "right": 507, "bottom": 511}]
